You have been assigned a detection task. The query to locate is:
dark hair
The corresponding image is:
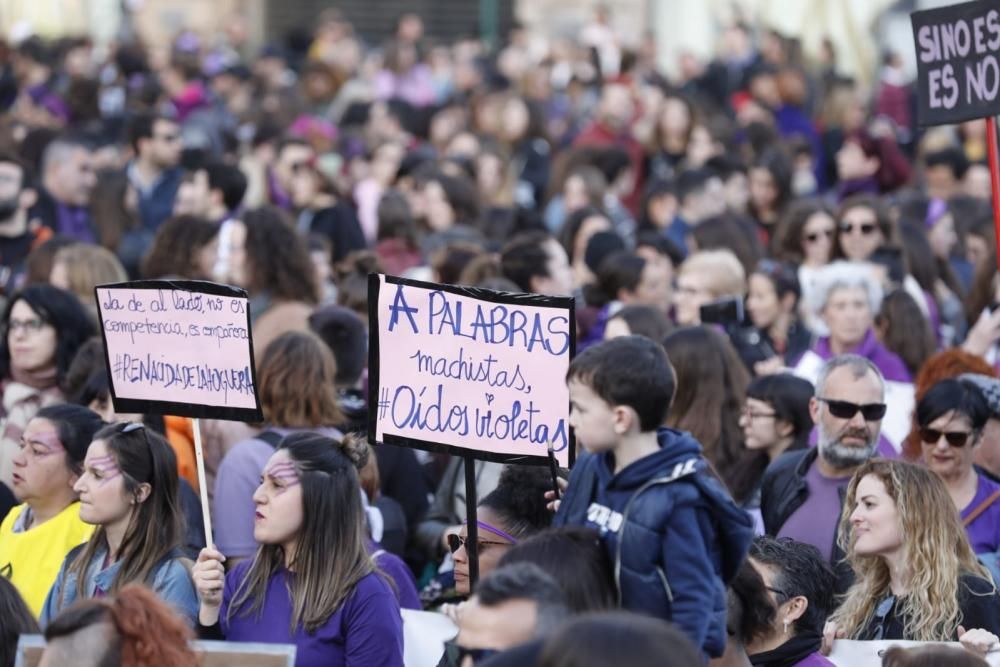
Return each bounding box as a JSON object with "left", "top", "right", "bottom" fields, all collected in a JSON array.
[
  {"left": 559, "top": 206, "right": 609, "bottom": 264},
  {"left": 675, "top": 167, "right": 717, "bottom": 203},
  {"left": 0, "top": 576, "right": 39, "bottom": 667},
  {"left": 204, "top": 161, "right": 248, "bottom": 212},
  {"left": 376, "top": 190, "right": 417, "bottom": 247},
  {"left": 25, "top": 236, "right": 77, "bottom": 285},
  {"left": 498, "top": 527, "right": 616, "bottom": 613},
  {"left": 772, "top": 199, "right": 836, "bottom": 264},
  {"left": 426, "top": 171, "right": 480, "bottom": 225},
  {"left": 607, "top": 305, "right": 672, "bottom": 342},
  {"left": 881, "top": 645, "right": 989, "bottom": 666},
  {"left": 140, "top": 215, "right": 219, "bottom": 280},
  {"left": 691, "top": 214, "right": 763, "bottom": 276},
  {"left": 308, "top": 305, "right": 367, "bottom": 387},
  {"left": 835, "top": 194, "right": 896, "bottom": 258},
  {"left": 126, "top": 113, "right": 176, "bottom": 154},
  {"left": 750, "top": 536, "right": 836, "bottom": 636},
  {"left": 663, "top": 326, "right": 752, "bottom": 500},
  {"left": 589, "top": 252, "right": 645, "bottom": 308},
  {"left": 727, "top": 558, "right": 777, "bottom": 647},
  {"left": 538, "top": 611, "right": 702, "bottom": 667},
  {"left": 875, "top": 290, "right": 936, "bottom": 379},
  {"left": 746, "top": 374, "right": 814, "bottom": 449},
  {"left": 243, "top": 207, "right": 320, "bottom": 303},
  {"left": 753, "top": 259, "right": 801, "bottom": 302},
  {"left": 63, "top": 337, "right": 111, "bottom": 409},
  {"left": 634, "top": 230, "right": 684, "bottom": 268},
  {"left": 430, "top": 242, "right": 483, "bottom": 285},
  {"left": 0, "top": 285, "right": 95, "bottom": 384},
  {"left": 749, "top": 147, "right": 793, "bottom": 220},
  {"left": 0, "top": 152, "right": 30, "bottom": 191},
  {"left": 924, "top": 147, "right": 970, "bottom": 180},
  {"left": 501, "top": 231, "right": 556, "bottom": 293},
  {"left": 917, "top": 378, "right": 990, "bottom": 432},
  {"left": 33, "top": 403, "right": 105, "bottom": 476},
  {"left": 567, "top": 336, "right": 675, "bottom": 431},
  {"left": 43, "top": 584, "right": 194, "bottom": 667},
  {"left": 480, "top": 465, "right": 556, "bottom": 539},
  {"left": 476, "top": 563, "right": 569, "bottom": 635},
  {"left": 229, "top": 432, "right": 375, "bottom": 634},
  {"left": 65, "top": 423, "right": 182, "bottom": 601}
]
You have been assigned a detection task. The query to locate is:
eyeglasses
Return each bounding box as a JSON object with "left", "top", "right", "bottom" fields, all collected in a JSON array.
[
  {"left": 839, "top": 222, "right": 877, "bottom": 236},
  {"left": 817, "top": 398, "right": 887, "bottom": 421},
  {"left": 741, "top": 405, "right": 777, "bottom": 421},
  {"left": 920, "top": 427, "right": 976, "bottom": 448},
  {"left": 870, "top": 595, "right": 896, "bottom": 641},
  {"left": 154, "top": 132, "right": 180, "bottom": 143},
  {"left": 447, "top": 533, "right": 512, "bottom": 554},
  {"left": 6, "top": 317, "right": 46, "bottom": 334},
  {"left": 444, "top": 641, "right": 497, "bottom": 664},
  {"left": 804, "top": 229, "right": 834, "bottom": 243}
]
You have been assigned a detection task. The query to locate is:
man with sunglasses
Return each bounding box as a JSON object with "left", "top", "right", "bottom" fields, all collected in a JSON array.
[
  {"left": 760, "top": 354, "right": 887, "bottom": 594},
  {"left": 126, "top": 113, "right": 184, "bottom": 232}
]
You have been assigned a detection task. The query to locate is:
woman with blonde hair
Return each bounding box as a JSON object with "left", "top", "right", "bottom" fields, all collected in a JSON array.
[
  {"left": 672, "top": 249, "right": 747, "bottom": 326},
  {"left": 822, "top": 459, "right": 1000, "bottom": 657},
  {"left": 48, "top": 243, "right": 128, "bottom": 318}
]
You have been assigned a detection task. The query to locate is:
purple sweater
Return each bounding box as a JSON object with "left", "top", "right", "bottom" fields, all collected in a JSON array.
[
  {"left": 221, "top": 562, "right": 404, "bottom": 667},
  {"left": 813, "top": 329, "right": 911, "bottom": 383}
]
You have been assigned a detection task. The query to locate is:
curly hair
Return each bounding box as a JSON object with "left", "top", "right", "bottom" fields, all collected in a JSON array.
[
  {"left": 480, "top": 464, "right": 559, "bottom": 539},
  {"left": 141, "top": 215, "right": 219, "bottom": 280},
  {"left": 243, "top": 206, "right": 320, "bottom": 304},
  {"left": 43, "top": 584, "right": 194, "bottom": 667},
  {"left": 831, "top": 459, "right": 993, "bottom": 642}
]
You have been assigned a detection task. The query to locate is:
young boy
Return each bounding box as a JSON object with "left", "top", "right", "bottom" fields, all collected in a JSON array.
[{"left": 554, "top": 335, "right": 753, "bottom": 659}]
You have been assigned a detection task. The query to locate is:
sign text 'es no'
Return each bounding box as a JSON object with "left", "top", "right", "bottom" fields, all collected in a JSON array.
[{"left": 368, "top": 274, "right": 575, "bottom": 468}]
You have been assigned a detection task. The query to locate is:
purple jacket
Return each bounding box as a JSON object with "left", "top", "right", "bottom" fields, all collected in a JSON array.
[
  {"left": 793, "top": 653, "right": 836, "bottom": 667},
  {"left": 813, "top": 329, "right": 911, "bottom": 383}
]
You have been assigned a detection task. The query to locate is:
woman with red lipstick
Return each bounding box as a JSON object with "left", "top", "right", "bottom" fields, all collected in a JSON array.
[
  {"left": 0, "top": 285, "right": 94, "bottom": 492},
  {"left": 0, "top": 404, "right": 102, "bottom": 616},
  {"left": 915, "top": 379, "right": 1000, "bottom": 560},
  {"left": 192, "top": 432, "right": 403, "bottom": 667}
]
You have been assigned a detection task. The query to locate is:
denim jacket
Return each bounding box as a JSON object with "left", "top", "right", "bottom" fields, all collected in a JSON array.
[{"left": 40, "top": 543, "right": 198, "bottom": 626}]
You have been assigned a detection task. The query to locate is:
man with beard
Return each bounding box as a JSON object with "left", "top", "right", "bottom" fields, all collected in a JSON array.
[
  {"left": 0, "top": 154, "right": 46, "bottom": 295},
  {"left": 759, "top": 354, "right": 887, "bottom": 594}
]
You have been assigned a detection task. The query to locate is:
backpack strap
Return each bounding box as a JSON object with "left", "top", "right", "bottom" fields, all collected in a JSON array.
[
  {"left": 964, "top": 489, "right": 1000, "bottom": 527},
  {"left": 256, "top": 430, "right": 283, "bottom": 449}
]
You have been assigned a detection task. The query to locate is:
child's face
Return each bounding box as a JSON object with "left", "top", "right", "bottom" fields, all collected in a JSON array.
[{"left": 568, "top": 379, "right": 619, "bottom": 453}]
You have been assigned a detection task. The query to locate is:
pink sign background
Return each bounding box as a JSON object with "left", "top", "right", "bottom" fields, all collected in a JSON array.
[
  {"left": 373, "top": 275, "right": 572, "bottom": 467},
  {"left": 96, "top": 286, "right": 258, "bottom": 411}
]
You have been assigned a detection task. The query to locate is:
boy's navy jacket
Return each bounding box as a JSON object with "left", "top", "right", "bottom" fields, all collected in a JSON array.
[{"left": 554, "top": 427, "right": 754, "bottom": 658}]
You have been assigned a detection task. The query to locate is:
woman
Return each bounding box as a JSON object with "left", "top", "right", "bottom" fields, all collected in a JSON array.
[
  {"left": 745, "top": 536, "right": 836, "bottom": 667},
  {"left": 140, "top": 214, "right": 219, "bottom": 280},
  {"left": 40, "top": 584, "right": 194, "bottom": 667},
  {"left": 834, "top": 195, "right": 896, "bottom": 263},
  {"left": 744, "top": 260, "right": 812, "bottom": 373},
  {"left": 1, "top": 576, "right": 37, "bottom": 667},
  {"left": 193, "top": 433, "right": 404, "bottom": 667},
  {"left": 797, "top": 261, "right": 910, "bottom": 383},
  {"left": 0, "top": 405, "right": 103, "bottom": 616},
  {"left": 213, "top": 206, "right": 320, "bottom": 356},
  {"left": 448, "top": 465, "right": 555, "bottom": 597},
  {"left": 663, "top": 326, "right": 754, "bottom": 502},
  {"left": 823, "top": 460, "right": 1000, "bottom": 655},
  {"left": 41, "top": 422, "right": 197, "bottom": 624},
  {"left": 646, "top": 92, "right": 695, "bottom": 181},
  {"left": 214, "top": 331, "right": 343, "bottom": 560},
  {"left": 915, "top": 379, "right": 1000, "bottom": 557},
  {"left": 673, "top": 250, "right": 747, "bottom": 327},
  {"left": 48, "top": 244, "right": 128, "bottom": 318},
  {"left": 604, "top": 304, "right": 672, "bottom": 342},
  {"left": 875, "top": 290, "right": 936, "bottom": 379},
  {"left": 772, "top": 201, "right": 837, "bottom": 334},
  {"left": 748, "top": 148, "right": 793, "bottom": 243},
  {"left": 290, "top": 159, "right": 366, "bottom": 264},
  {"left": 559, "top": 206, "right": 613, "bottom": 289},
  {"left": 0, "top": 285, "right": 94, "bottom": 488},
  {"left": 739, "top": 374, "right": 814, "bottom": 525}
]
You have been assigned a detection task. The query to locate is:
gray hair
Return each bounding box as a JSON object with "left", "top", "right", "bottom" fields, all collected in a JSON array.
[
  {"left": 41, "top": 135, "right": 91, "bottom": 176},
  {"left": 476, "top": 563, "right": 570, "bottom": 636},
  {"left": 815, "top": 354, "right": 885, "bottom": 400},
  {"left": 811, "top": 261, "right": 883, "bottom": 316}
]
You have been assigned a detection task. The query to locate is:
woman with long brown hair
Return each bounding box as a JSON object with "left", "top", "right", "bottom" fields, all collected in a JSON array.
[
  {"left": 40, "top": 422, "right": 197, "bottom": 624},
  {"left": 822, "top": 459, "right": 1000, "bottom": 656},
  {"left": 193, "top": 432, "right": 404, "bottom": 666}
]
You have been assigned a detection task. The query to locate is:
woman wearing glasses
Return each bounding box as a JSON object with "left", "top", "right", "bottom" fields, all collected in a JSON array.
[
  {"left": 915, "top": 379, "right": 1000, "bottom": 562},
  {"left": 0, "top": 285, "right": 94, "bottom": 490},
  {"left": 822, "top": 459, "right": 1000, "bottom": 657},
  {"left": 39, "top": 422, "right": 197, "bottom": 625},
  {"left": 833, "top": 195, "right": 896, "bottom": 264},
  {"left": 192, "top": 433, "right": 404, "bottom": 667},
  {"left": 771, "top": 201, "right": 838, "bottom": 336}
]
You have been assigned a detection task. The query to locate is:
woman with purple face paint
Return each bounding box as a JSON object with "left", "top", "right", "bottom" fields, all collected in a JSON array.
[
  {"left": 192, "top": 432, "right": 404, "bottom": 667},
  {"left": 39, "top": 421, "right": 197, "bottom": 626}
]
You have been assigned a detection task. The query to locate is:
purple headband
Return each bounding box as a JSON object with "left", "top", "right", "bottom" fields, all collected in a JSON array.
[
  {"left": 465, "top": 519, "right": 519, "bottom": 544},
  {"left": 926, "top": 198, "right": 948, "bottom": 228}
]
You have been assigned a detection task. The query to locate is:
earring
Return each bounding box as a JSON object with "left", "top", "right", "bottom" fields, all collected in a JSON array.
[{"left": 783, "top": 620, "right": 789, "bottom": 635}]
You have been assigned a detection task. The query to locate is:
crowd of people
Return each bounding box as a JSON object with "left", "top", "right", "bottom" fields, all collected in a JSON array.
[{"left": 1, "top": 3, "right": 1000, "bottom": 666}]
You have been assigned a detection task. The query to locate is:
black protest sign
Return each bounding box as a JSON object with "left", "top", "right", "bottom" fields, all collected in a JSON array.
[
  {"left": 912, "top": 0, "right": 1000, "bottom": 126},
  {"left": 95, "top": 279, "right": 263, "bottom": 422}
]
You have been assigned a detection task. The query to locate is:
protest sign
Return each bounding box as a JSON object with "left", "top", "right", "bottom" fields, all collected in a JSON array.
[
  {"left": 367, "top": 274, "right": 575, "bottom": 468},
  {"left": 911, "top": 0, "right": 1000, "bottom": 126},
  {"left": 94, "top": 279, "right": 263, "bottom": 422}
]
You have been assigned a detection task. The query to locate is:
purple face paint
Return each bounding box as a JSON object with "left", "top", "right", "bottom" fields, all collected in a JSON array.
[
  {"left": 87, "top": 454, "right": 121, "bottom": 486},
  {"left": 21, "top": 431, "right": 64, "bottom": 460},
  {"left": 264, "top": 460, "right": 300, "bottom": 494}
]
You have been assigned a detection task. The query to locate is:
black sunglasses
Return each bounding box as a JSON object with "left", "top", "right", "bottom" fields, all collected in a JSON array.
[
  {"left": 446, "top": 533, "right": 510, "bottom": 554},
  {"left": 839, "top": 222, "right": 877, "bottom": 236},
  {"left": 817, "top": 398, "right": 887, "bottom": 421},
  {"left": 444, "top": 641, "right": 496, "bottom": 665},
  {"left": 920, "top": 427, "right": 976, "bottom": 448}
]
